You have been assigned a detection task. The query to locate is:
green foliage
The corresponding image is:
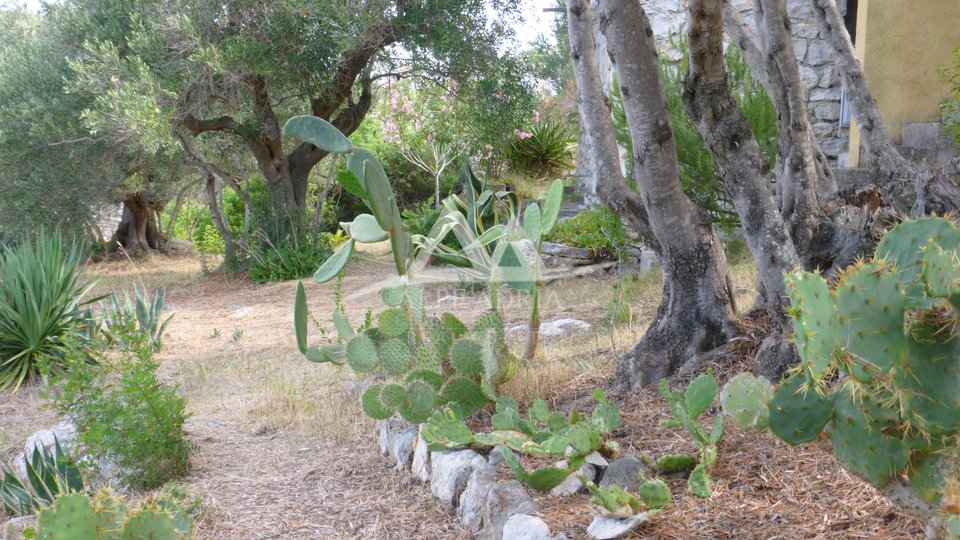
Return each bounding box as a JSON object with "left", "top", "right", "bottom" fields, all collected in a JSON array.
[
  {"left": 719, "top": 373, "right": 772, "bottom": 430},
  {"left": 45, "top": 331, "right": 191, "bottom": 490},
  {"left": 584, "top": 477, "right": 671, "bottom": 517},
  {"left": 248, "top": 233, "right": 333, "bottom": 284},
  {"left": 506, "top": 121, "right": 575, "bottom": 178},
  {"left": 0, "top": 231, "right": 98, "bottom": 392},
  {"left": 722, "top": 217, "right": 960, "bottom": 510},
  {"left": 31, "top": 490, "right": 192, "bottom": 540},
  {"left": 545, "top": 206, "right": 627, "bottom": 260},
  {"left": 658, "top": 370, "right": 724, "bottom": 497},
  {"left": 0, "top": 437, "right": 84, "bottom": 517},
  {"left": 97, "top": 285, "right": 173, "bottom": 352},
  {"left": 940, "top": 44, "right": 960, "bottom": 146},
  {"left": 500, "top": 445, "right": 573, "bottom": 493}
]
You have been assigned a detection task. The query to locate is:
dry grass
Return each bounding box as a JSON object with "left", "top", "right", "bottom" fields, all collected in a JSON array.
[{"left": 0, "top": 251, "right": 924, "bottom": 539}]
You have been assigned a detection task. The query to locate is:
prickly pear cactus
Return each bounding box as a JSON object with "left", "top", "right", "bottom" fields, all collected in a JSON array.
[
  {"left": 659, "top": 370, "right": 724, "bottom": 497},
  {"left": 722, "top": 217, "right": 960, "bottom": 533},
  {"left": 35, "top": 490, "right": 191, "bottom": 540}
]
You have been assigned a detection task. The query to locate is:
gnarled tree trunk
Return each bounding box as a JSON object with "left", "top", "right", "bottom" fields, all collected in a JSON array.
[
  {"left": 571, "top": 0, "right": 738, "bottom": 388},
  {"left": 114, "top": 192, "right": 165, "bottom": 255}
]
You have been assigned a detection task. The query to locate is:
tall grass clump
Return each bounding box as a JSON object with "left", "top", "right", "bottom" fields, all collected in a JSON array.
[{"left": 0, "top": 231, "right": 97, "bottom": 391}]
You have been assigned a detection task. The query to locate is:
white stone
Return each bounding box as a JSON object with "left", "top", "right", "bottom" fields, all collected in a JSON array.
[
  {"left": 459, "top": 466, "right": 498, "bottom": 532},
  {"left": 501, "top": 514, "right": 553, "bottom": 540},
  {"left": 587, "top": 514, "right": 649, "bottom": 540},
  {"left": 17, "top": 419, "right": 119, "bottom": 488},
  {"left": 412, "top": 430, "right": 431, "bottom": 482},
  {"left": 584, "top": 451, "right": 609, "bottom": 468},
  {"left": 549, "top": 463, "right": 597, "bottom": 497},
  {"left": 391, "top": 426, "right": 418, "bottom": 472},
  {"left": 431, "top": 449, "right": 488, "bottom": 508},
  {"left": 378, "top": 418, "right": 407, "bottom": 456},
  {"left": 539, "top": 319, "right": 591, "bottom": 338}
]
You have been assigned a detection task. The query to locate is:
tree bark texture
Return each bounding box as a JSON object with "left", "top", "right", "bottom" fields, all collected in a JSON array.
[
  {"left": 684, "top": 0, "right": 799, "bottom": 322},
  {"left": 566, "top": 0, "right": 659, "bottom": 253},
  {"left": 584, "top": 0, "right": 738, "bottom": 388},
  {"left": 114, "top": 192, "right": 164, "bottom": 255}
]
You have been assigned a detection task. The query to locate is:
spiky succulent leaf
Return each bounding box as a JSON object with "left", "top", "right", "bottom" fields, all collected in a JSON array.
[
  {"left": 654, "top": 453, "right": 698, "bottom": 473},
  {"left": 835, "top": 263, "right": 905, "bottom": 382},
  {"left": 378, "top": 308, "right": 410, "bottom": 338},
  {"left": 346, "top": 334, "right": 379, "bottom": 373},
  {"left": 638, "top": 478, "right": 672, "bottom": 510},
  {"left": 282, "top": 115, "right": 353, "bottom": 154},
  {"left": 769, "top": 373, "right": 833, "bottom": 445},
  {"left": 442, "top": 313, "right": 467, "bottom": 339},
  {"left": 313, "top": 239, "right": 354, "bottom": 284},
  {"left": 720, "top": 373, "right": 773, "bottom": 430},
  {"left": 828, "top": 388, "right": 909, "bottom": 487},
  {"left": 441, "top": 378, "right": 488, "bottom": 416},
  {"left": 36, "top": 493, "right": 97, "bottom": 539},
  {"left": 451, "top": 338, "right": 483, "bottom": 375},
  {"left": 786, "top": 271, "right": 838, "bottom": 379},
  {"left": 688, "top": 463, "right": 711, "bottom": 497},
  {"left": 361, "top": 385, "right": 394, "bottom": 420},
  {"left": 405, "top": 370, "right": 444, "bottom": 391},
  {"left": 685, "top": 372, "right": 717, "bottom": 419}
]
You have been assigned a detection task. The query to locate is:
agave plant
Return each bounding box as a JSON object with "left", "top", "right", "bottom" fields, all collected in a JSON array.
[
  {"left": 98, "top": 285, "right": 174, "bottom": 351},
  {"left": 506, "top": 121, "right": 575, "bottom": 178},
  {"left": 0, "top": 231, "right": 99, "bottom": 392},
  {"left": 0, "top": 437, "right": 85, "bottom": 516}
]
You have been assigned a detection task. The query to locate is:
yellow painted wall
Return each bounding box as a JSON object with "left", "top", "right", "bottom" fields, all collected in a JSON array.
[{"left": 847, "top": 0, "right": 960, "bottom": 166}]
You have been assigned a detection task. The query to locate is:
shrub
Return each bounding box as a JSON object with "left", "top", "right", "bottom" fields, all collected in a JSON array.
[
  {"left": 97, "top": 285, "right": 173, "bottom": 352},
  {"left": 506, "top": 121, "right": 575, "bottom": 178},
  {"left": 545, "top": 206, "right": 627, "bottom": 260},
  {"left": 248, "top": 233, "right": 333, "bottom": 283},
  {"left": 0, "top": 231, "right": 98, "bottom": 392},
  {"left": 46, "top": 331, "right": 191, "bottom": 490}
]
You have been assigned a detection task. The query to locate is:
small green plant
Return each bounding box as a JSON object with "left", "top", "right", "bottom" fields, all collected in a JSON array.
[
  {"left": 46, "top": 331, "right": 191, "bottom": 490},
  {"left": 232, "top": 328, "right": 244, "bottom": 342},
  {"left": 421, "top": 390, "right": 622, "bottom": 492},
  {"left": 28, "top": 490, "right": 192, "bottom": 539},
  {"left": 0, "top": 231, "right": 99, "bottom": 392},
  {"left": 248, "top": 232, "right": 333, "bottom": 284},
  {"left": 658, "top": 369, "right": 724, "bottom": 497},
  {"left": 583, "top": 478, "right": 672, "bottom": 517},
  {"left": 0, "top": 437, "right": 84, "bottom": 516},
  {"left": 209, "top": 328, "right": 220, "bottom": 339},
  {"left": 545, "top": 205, "right": 627, "bottom": 261},
  {"left": 721, "top": 217, "right": 960, "bottom": 536},
  {"left": 506, "top": 121, "right": 575, "bottom": 178},
  {"left": 98, "top": 285, "right": 173, "bottom": 352}
]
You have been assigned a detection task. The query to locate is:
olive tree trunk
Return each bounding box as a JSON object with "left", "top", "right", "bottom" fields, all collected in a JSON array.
[
  {"left": 114, "top": 192, "right": 164, "bottom": 255},
  {"left": 571, "top": 0, "right": 738, "bottom": 388}
]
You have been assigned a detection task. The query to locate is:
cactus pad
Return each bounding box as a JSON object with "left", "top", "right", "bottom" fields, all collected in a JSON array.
[
  {"left": 346, "top": 334, "right": 379, "bottom": 373},
  {"left": 834, "top": 263, "right": 905, "bottom": 382},
  {"left": 472, "top": 311, "right": 505, "bottom": 343},
  {"left": 37, "top": 493, "right": 98, "bottom": 540},
  {"left": 441, "top": 378, "right": 488, "bottom": 416},
  {"left": 921, "top": 241, "right": 959, "bottom": 300},
  {"left": 425, "top": 318, "right": 453, "bottom": 356},
  {"left": 451, "top": 338, "right": 483, "bottom": 375},
  {"left": 769, "top": 373, "right": 833, "bottom": 445},
  {"left": 909, "top": 452, "right": 945, "bottom": 504},
  {"left": 893, "top": 320, "right": 960, "bottom": 437},
  {"left": 379, "top": 339, "right": 412, "bottom": 374},
  {"left": 380, "top": 383, "right": 407, "bottom": 409},
  {"left": 688, "top": 463, "right": 711, "bottom": 497},
  {"left": 876, "top": 217, "right": 960, "bottom": 283},
  {"left": 720, "top": 373, "right": 772, "bottom": 430},
  {"left": 786, "top": 271, "right": 837, "bottom": 378},
  {"left": 639, "top": 478, "right": 672, "bottom": 510},
  {"left": 120, "top": 509, "right": 184, "bottom": 540},
  {"left": 654, "top": 453, "right": 698, "bottom": 473},
  {"left": 378, "top": 309, "right": 409, "bottom": 337},
  {"left": 414, "top": 343, "right": 443, "bottom": 373},
  {"left": 398, "top": 381, "right": 438, "bottom": 423},
  {"left": 828, "top": 389, "right": 909, "bottom": 487},
  {"left": 361, "top": 384, "right": 394, "bottom": 420},
  {"left": 442, "top": 313, "right": 468, "bottom": 339},
  {"left": 380, "top": 284, "right": 406, "bottom": 306},
  {"left": 405, "top": 369, "right": 444, "bottom": 391}
]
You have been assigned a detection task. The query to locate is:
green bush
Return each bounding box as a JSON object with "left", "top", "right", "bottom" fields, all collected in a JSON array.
[
  {"left": 46, "top": 331, "right": 191, "bottom": 491},
  {"left": 545, "top": 206, "right": 627, "bottom": 260},
  {"left": 0, "top": 231, "right": 98, "bottom": 392},
  {"left": 248, "top": 233, "right": 333, "bottom": 284},
  {"left": 506, "top": 121, "right": 575, "bottom": 178}
]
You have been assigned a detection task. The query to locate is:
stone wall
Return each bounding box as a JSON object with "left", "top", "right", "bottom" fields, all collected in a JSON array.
[{"left": 593, "top": 0, "right": 849, "bottom": 165}]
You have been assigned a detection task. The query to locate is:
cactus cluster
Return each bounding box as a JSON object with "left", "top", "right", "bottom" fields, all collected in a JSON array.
[
  {"left": 583, "top": 478, "right": 672, "bottom": 517},
  {"left": 658, "top": 370, "right": 724, "bottom": 497},
  {"left": 721, "top": 217, "right": 960, "bottom": 519},
  {"left": 30, "top": 490, "right": 191, "bottom": 539},
  {"left": 421, "top": 390, "right": 622, "bottom": 492},
  {"left": 296, "top": 280, "right": 516, "bottom": 424}
]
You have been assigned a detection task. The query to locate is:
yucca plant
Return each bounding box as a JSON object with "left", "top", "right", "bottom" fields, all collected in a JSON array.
[
  {"left": 98, "top": 285, "right": 174, "bottom": 351},
  {"left": 506, "top": 121, "right": 575, "bottom": 179},
  {"left": 0, "top": 231, "right": 99, "bottom": 392},
  {"left": 0, "top": 437, "right": 85, "bottom": 516}
]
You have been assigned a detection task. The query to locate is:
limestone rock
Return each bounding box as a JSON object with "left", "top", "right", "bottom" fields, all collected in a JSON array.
[
  {"left": 478, "top": 480, "right": 538, "bottom": 540},
  {"left": 549, "top": 462, "right": 597, "bottom": 497},
  {"left": 390, "top": 426, "right": 418, "bottom": 472},
  {"left": 586, "top": 513, "right": 649, "bottom": 539},
  {"left": 501, "top": 514, "right": 553, "bottom": 540},
  {"left": 459, "top": 466, "right": 499, "bottom": 533},
  {"left": 378, "top": 418, "right": 408, "bottom": 457},
  {"left": 431, "top": 449, "right": 488, "bottom": 508},
  {"left": 17, "top": 419, "right": 119, "bottom": 488},
  {"left": 598, "top": 456, "right": 650, "bottom": 492},
  {"left": 412, "top": 430, "right": 431, "bottom": 482}
]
